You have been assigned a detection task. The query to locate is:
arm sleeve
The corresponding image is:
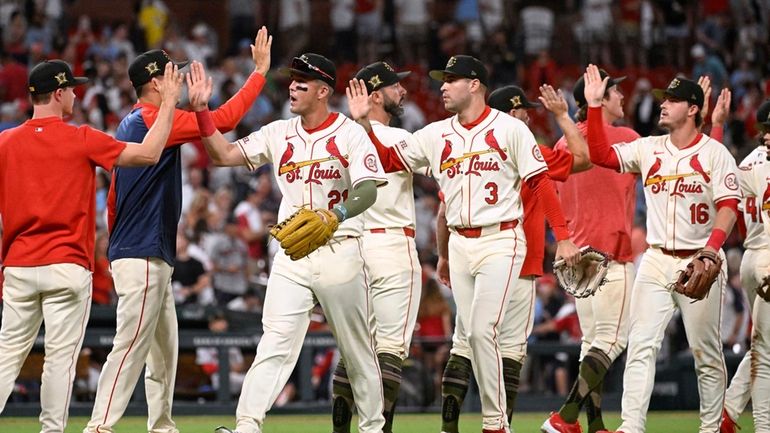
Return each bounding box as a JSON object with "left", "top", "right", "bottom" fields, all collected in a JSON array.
[
  {"left": 367, "top": 130, "right": 407, "bottom": 172},
  {"left": 526, "top": 171, "right": 570, "bottom": 241},
  {"left": 348, "top": 123, "right": 387, "bottom": 188},
  {"left": 338, "top": 180, "right": 378, "bottom": 219},
  {"left": 144, "top": 73, "right": 267, "bottom": 145},
  {"left": 512, "top": 121, "right": 548, "bottom": 181},
  {"left": 710, "top": 124, "right": 724, "bottom": 143},
  {"left": 82, "top": 126, "right": 128, "bottom": 170},
  {"left": 586, "top": 106, "right": 621, "bottom": 170},
  {"left": 541, "top": 145, "right": 573, "bottom": 182}
]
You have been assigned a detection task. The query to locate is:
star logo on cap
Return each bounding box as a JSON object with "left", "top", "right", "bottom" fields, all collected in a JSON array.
[
  {"left": 669, "top": 78, "right": 680, "bottom": 89},
  {"left": 368, "top": 75, "right": 382, "bottom": 89},
  {"left": 145, "top": 61, "right": 159, "bottom": 74},
  {"left": 383, "top": 63, "right": 394, "bottom": 72},
  {"left": 447, "top": 57, "right": 457, "bottom": 68},
  {"left": 511, "top": 96, "right": 522, "bottom": 108},
  {"left": 54, "top": 72, "right": 68, "bottom": 85}
]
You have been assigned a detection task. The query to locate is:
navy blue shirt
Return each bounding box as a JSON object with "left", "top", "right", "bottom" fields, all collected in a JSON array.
[{"left": 108, "top": 107, "right": 181, "bottom": 266}]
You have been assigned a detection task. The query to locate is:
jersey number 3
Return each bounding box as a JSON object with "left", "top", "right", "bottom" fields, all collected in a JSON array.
[{"left": 484, "top": 182, "right": 498, "bottom": 204}]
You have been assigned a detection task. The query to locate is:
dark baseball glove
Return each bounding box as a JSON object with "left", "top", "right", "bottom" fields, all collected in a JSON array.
[
  {"left": 671, "top": 249, "right": 722, "bottom": 301},
  {"left": 270, "top": 208, "right": 339, "bottom": 261},
  {"left": 757, "top": 275, "right": 770, "bottom": 302},
  {"left": 553, "top": 246, "right": 610, "bottom": 298}
]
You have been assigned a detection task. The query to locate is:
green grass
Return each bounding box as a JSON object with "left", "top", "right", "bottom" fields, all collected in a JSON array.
[{"left": 0, "top": 412, "right": 757, "bottom": 433}]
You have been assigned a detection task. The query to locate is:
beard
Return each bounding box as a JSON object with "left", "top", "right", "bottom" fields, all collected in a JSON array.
[{"left": 383, "top": 96, "right": 404, "bottom": 117}]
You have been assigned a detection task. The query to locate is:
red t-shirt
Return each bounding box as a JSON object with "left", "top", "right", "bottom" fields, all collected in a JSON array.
[
  {"left": 554, "top": 122, "right": 639, "bottom": 263},
  {"left": 0, "top": 117, "right": 126, "bottom": 270},
  {"left": 519, "top": 145, "right": 573, "bottom": 277}
]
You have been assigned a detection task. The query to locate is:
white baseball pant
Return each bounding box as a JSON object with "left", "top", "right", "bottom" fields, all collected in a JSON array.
[
  {"left": 725, "top": 248, "right": 770, "bottom": 432},
  {"left": 0, "top": 264, "right": 92, "bottom": 433},
  {"left": 575, "top": 261, "right": 634, "bottom": 361},
  {"left": 234, "top": 237, "right": 384, "bottom": 433},
  {"left": 618, "top": 248, "right": 726, "bottom": 433},
  {"left": 85, "top": 258, "right": 178, "bottom": 433},
  {"left": 362, "top": 231, "right": 421, "bottom": 359},
  {"left": 448, "top": 226, "right": 526, "bottom": 432}
]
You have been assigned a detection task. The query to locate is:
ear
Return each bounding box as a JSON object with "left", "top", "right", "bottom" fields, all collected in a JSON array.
[
  {"left": 688, "top": 104, "right": 700, "bottom": 117},
  {"left": 53, "top": 88, "right": 64, "bottom": 102},
  {"left": 150, "top": 77, "right": 161, "bottom": 93}
]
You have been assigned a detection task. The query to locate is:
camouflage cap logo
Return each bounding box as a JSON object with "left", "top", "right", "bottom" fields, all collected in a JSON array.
[
  {"left": 54, "top": 72, "right": 68, "bottom": 85},
  {"left": 669, "top": 78, "right": 680, "bottom": 89},
  {"left": 447, "top": 56, "right": 457, "bottom": 68},
  {"left": 383, "top": 63, "right": 394, "bottom": 72},
  {"left": 511, "top": 95, "right": 522, "bottom": 108},
  {"left": 368, "top": 74, "right": 383, "bottom": 89},
  {"left": 145, "top": 61, "right": 160, "bottom": 74}
]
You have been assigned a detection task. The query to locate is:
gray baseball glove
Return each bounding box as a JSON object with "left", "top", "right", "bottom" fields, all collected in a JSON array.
[{"left": 553, "top": 246, "right": 610, "bottom": 298}]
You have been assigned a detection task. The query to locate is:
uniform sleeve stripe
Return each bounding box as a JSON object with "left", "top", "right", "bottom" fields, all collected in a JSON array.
[
  {"left": 391, "top": 142, "right": 413, "bottom": 173},
  {"left": 522, "top": 165, "right": 548, "bottom": 181},
  {"left": 235, "top": 140, "right": 255, "bottom": 171},
  {"left": 714, "top": 194, "right": 742, "bottom": 202},
  {"left": 612, "top": 145, "right": 626, "bottom": 173},
  {"left": 353, "top": 175, "right": 388, "bottom": 188}
]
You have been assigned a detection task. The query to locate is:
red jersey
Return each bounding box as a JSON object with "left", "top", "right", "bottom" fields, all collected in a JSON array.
[
  {"left": 0, "top": 117, "right": 126, "bottom": 270},
  {"left": 519, "top": 145, "right": 574, "bottom": 277},
  {"left": 554, "top": 121, "right": 639, "bottom": 263}
]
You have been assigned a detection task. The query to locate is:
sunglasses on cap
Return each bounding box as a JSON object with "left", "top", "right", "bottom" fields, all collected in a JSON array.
[{"left": 291, "top": 57, "right": 334, "bottom": 83}]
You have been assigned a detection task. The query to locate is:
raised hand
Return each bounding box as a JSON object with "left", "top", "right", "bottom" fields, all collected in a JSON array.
[
  {"left": 538, "top": 84, "right": 568, "bottom": 117},
  {"left": 711, "top": 88, "right": 731, "bottom": 126},
  {"left": 157, "top": 62, "right": 184, "bottom": 106},
  {"left": 698, "top": 76, "right": 712, "bottom": 119},
  {"left": 346, "top": 79, "right": 372, "bottom": 121},
  {"left": 583, "top": 64, "right": 609, "bottom": 108},
  {"left": 251, "top": 26, "right": 273, "bottom": 75},
  {"left": 186, "top": 61, "right": 214, "bottom": 112}
]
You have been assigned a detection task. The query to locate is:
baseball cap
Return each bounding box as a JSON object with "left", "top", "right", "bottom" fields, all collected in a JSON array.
[
  {"left": 27, "top": 60, "right": 89, "bottom": 95},
  {"left": 354, "top": 61, "right": 410, "bottom": 93},
  {"left": 429, "top": 55, "right": 489, "bottom": 87},
  {"left": 573, "top": 69, "right": 626, "bottom": 108},
  {"left": 652, "top": 77, "right": 704, "bottom": 110},
  {"left": 488, "top": 85, "right": 541, "bottom": 112},
  {"left": 757, "top": 99, "right": 770, "bottom": 133},
  {"left": 128, "top": 49, "right": 189, "bottom": 88},
  {"left": 282, "top": 53, "right": 336, "bottom": 88}
]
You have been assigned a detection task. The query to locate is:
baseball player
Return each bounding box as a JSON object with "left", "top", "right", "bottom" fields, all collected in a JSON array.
[
  {"left": 582, "top": 64, "right": 739, "bottom": 433},
  {"left": 189, "top": 53, "right": 388, "bottom": 433},
  {"left": 85, "top": 28, "right": 272, "bottom": 433},
  {"left": 347, "top": 55, "right": 581, "bottom": 433},
  {"left": 0, "top": 60, "right": 181, "bottom": 433},
  {"left": 724, "top": 98, "right": 770, "bottom": 433},
  {"left": 328, "top": 62, "right": 420, "bottom": 433},
  {"left": 437, "top": 84, "right": 593, "bottom": 433},
  {"left": 542, "top": 69, "right": 640, "bottom": 433}
]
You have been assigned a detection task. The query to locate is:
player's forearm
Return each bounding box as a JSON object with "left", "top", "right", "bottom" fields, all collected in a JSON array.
[
  {"left": 197, "top": 110, "right": 249, "bottom": 167},
  {"left": 710, "top": 124, "right": 724, "bottom": 143},
  {"left": 526, "top": 172, "right": 570, "bottom": 241},
  {"left": 586, "top": 106, "right": 621, "bottom": 170},
  {"left": 705, "top": 203, "right": 738, "bottom": 251},
  {"left": 330, "top": 180, "right": 377, "bottom": 222},
  {"left": 554, "top": 113, "right": 592, "bottom": 173},
  {"left": 436, "top": 202, "right": 449, "bottom": 259}
]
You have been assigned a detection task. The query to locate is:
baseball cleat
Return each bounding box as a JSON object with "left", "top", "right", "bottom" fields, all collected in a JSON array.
[
  {"left": 720, "top": 409, "right": 740, "bottom": 433},
  {"left": 541, "top": 412, "right": 583, "bottom": 433},
  {"left": 482, "top": 428, "right": 507, "bottom": 433},
  {"left": 214, "top": 427, "right": 238, "bottom": 433}
]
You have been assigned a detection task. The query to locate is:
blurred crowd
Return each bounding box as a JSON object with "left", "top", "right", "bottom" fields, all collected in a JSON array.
[{"left": 1, "top": 0, "right": 769, "bottom": 403}]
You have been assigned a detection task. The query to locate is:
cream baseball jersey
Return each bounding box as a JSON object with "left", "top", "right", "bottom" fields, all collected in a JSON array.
[
  {"left": 392, "top": 108, "right": 547, "bottom": 228},
  {"left": 363, "top": 121, "right": 416, "bottom": 230},
  {"left": 738, "top": 146, "right": 770, "bottom": 249},
  {"left": 613, "top": 134, "right": 741, "bottom": 249},
  {"left": 738, "top": 147, "right": 770, "bottom": 240},
  {"left": 235, "top": 113, "right": 387, "bottom": 237}
]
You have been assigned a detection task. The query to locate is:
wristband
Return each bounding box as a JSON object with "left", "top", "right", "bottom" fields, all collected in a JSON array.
[
  {"left": 332, "top": 204, "right": 348, "bottom": 222},
  {"left": 195, "top": 109, "right": 216, "bottom": 137},
  {"left": 705, "top": 228, "right": 727, "bottom": 250}
]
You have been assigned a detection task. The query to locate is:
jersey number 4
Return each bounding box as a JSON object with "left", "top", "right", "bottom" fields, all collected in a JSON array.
[{"left": 745, "top": 196, "right": 764, "bottom": 223}]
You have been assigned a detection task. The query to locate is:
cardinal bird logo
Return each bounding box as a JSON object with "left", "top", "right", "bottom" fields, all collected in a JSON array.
[
  {"left": 326, "top": 136, "right": 349, "bottom": 167},
  {"left": 440, "top": 139, "right": 453, "bottom": 164},
  {"left": 644, "top": 157, "right": 663, "bottom": 186},
  {"left": 484, "top": 129, "right": 507, "bottom": 161},
  {"left": 689, "top": 154, "right": 710, "bottom": 183},
  {"left": 279, "top": 142, "right": 295, "bottom": 168}
]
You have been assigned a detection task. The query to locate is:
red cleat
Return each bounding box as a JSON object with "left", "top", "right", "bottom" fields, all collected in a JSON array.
[
  {"left": 721, "top": 409, "right": 740, "bottom": 433},
  {"left": 541, "top": 412, "right": 583, "bottom": 433},
  {"left": 482, "top": 429, "right": 507, "bottom": 433}
]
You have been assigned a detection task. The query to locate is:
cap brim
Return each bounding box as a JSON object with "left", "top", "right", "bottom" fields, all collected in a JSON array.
[
  {"left": 428, "top": 69, "right": 449, "bottom": 82},
  {"left": 522, "top": 101, "right": 541, "bottom": 109},
  {"left": 608, "top": 76, "right": 626, "bottom": 87},
  {"left": 396, "top": 71, "right": 411, "bottom": 81},
  {"left": 72, "top": 77, "right": 90, "bottom": 87},
  {"left": 651, "top": 89, "right": 671, "bottom": 101},
  {"left": 174, "top": 60, "right": 190, "bottom": 70},
  {"left": 758, "top": 122, "right": 770, "bottom": 133}
]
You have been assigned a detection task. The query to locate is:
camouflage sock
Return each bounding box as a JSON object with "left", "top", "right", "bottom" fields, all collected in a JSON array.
[
  {"left": 332, "top": 359, "right": 354, "bottom": 433},
  {"left": 585, "top": 379, "right": 606, "bottom": 433},
  {"left": 441, "top": 354, "right": 473, "bottom": 433},
  {"left": 502, "top": 358, "right": 523, "bottom": 423},
  {"left": 378, "top": 352, "right": 403, "bottom": 433},
  {"left": 558, "top": 348, "right": 611, "bottom": 423}
]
